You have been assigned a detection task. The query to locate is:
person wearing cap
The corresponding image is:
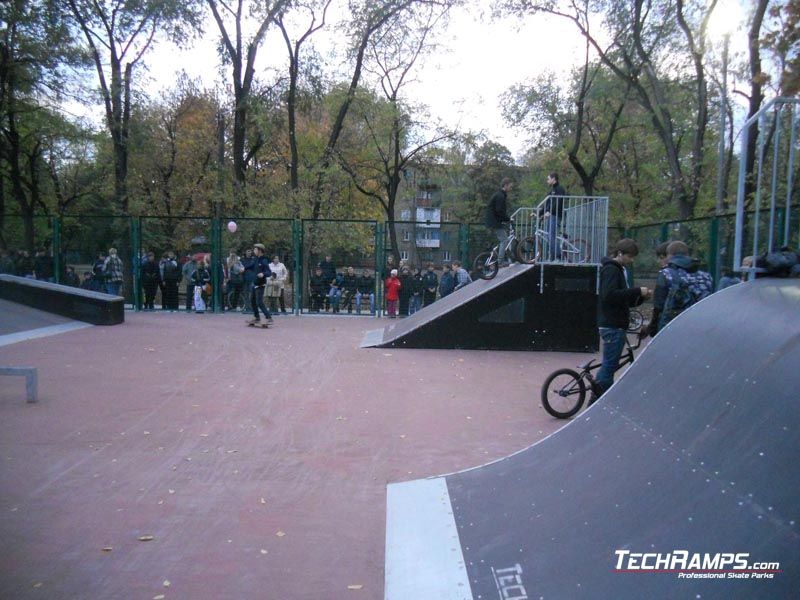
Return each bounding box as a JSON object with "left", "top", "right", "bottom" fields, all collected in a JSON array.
[
  {"left": 596, "top": 238, "right": 651, "bottom": 398},
  {"left": 384, "top": 268, "right": 401, "bottom": 318},
  {"left": 248, "top": 243, "right": 273, "bottom": 325}
]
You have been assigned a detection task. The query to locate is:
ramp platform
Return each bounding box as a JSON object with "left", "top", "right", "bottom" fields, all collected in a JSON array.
[
  {"left": 385, "top": 278, "right": 800, "bottom": 599},
  {"left": 366, "top": 263, "right": 599, "bottom": 352},
  {"left": 0, "top": 275, "right": 124, "bottom": 326}
]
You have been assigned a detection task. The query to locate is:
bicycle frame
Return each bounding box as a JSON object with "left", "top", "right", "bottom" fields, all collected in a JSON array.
[{"left": 581, "top": 332, "right": 644, "bottom": 384}]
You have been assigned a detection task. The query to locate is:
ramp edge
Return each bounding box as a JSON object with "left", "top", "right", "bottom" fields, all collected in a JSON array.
[{"left": 385, "top": 477, "right": 472, "bottom": 600}]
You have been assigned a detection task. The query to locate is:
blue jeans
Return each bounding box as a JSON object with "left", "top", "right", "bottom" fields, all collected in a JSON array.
[
  {"left": 251, "top": 286, "right": 271, "bottom": 320},
  {"left": 546, "top": 216, "right": 560, "bottom": 261},
  {"left": 409, "top": 294, "right": 422, "bottom": 315},
  {"left": 355, "top": 291, "right": 375, "bottom": 314},
  {"left": 106, "top": 281, "right": 122, "bottom": 296},
  {"left": 495, "top": 227, "right": 509, "bottom": 262},
  {"left": 328, "top": 287, "right": 342, "bottom": 311},
  {"left": 595, "top": 327, "right": 626, "bottom": 395}
]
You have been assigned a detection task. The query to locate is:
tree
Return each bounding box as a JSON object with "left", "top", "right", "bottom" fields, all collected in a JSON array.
[
  {"left": 337, "top": 2, "right": 454, "bottom": 259},
  {"left": 0, "top": 0, "right": 84, "bottom": 249},
  {"left": 206, "top": 0, "right": 291, "bottom": 195},
  {"left": 502, "top": 0, "right": 719, "bottom": 218},
  {"left": 66, "top": 0, "right": 201, "bottom": 213}
]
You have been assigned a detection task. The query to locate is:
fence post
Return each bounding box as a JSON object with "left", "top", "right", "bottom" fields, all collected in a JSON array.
[
  {"left": 211, "top": 217, "right": 221, "bottom": 314},
  {"left": 709, "top": 216, "right": 720, "bottom": 285},
  {"left": 131, "top": 216, "right": 141, "bottom": 311},
  {"left": 375, "top": 221, "right": 385, "bottom": 317},
  {"left": 52, "top": 216, "right": 61, "bottom": 284},
  {"left": 293, "top": 219, "right": 302, "bottom": 314}
]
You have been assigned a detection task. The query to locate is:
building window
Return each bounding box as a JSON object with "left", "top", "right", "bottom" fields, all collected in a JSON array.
[
  {"left": 403, "top": 230, "right": 411, "bottom": 242},
  {"left": 443, "top": 250, "right": 452, "bottom": 262},
  {"left": 400, "top": 209, "right": 411, "bottom": 221},
  {"left": 400, "top": 251, "right": 409, "bottom": 261}
]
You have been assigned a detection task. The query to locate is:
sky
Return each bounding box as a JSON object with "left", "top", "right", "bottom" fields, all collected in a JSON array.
[{"left": 141, "top": 2, "right": 589, "bottom": 163}]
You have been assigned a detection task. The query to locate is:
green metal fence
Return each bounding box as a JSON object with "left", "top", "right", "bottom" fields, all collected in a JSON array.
[{"left": 2, "top": 209, "right": 796, "bottom": 312}]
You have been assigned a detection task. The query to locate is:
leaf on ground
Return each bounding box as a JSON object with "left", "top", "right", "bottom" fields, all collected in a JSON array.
[
  {"left": 138, "top": 535, "right": 155, "bottom": 541},
  {"left": 163, "top": 580, "right": 170, "bottom": 587},
  {"left": 260, "top": 549, "right": 268, "bottom": 554},
  {"left": 275, "top": 531, "right": 286, "bottom": 537},
  {"left": 101, "top": 546, "right": 113, "bottom": 552},
  {"left": 347, "top": 584, "right": 364, "bottom": 590},
  {"left": 153, "top": 595, "right": 165, "bottom": 600},
  {"left": 260, "top": 498, "right": 266, "bottom": 505},
  {"left": 33, "top": 582, "right": 43, "bottom": 588}
]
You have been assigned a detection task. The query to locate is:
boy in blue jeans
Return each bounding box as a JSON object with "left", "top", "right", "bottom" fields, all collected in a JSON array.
[{"left": 596, "top": 239, "right": 651, "bottom": 397}]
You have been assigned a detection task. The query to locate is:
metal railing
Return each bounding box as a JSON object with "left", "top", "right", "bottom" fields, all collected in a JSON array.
[
  {"left": 734, "top": 97, "right": 800, "bottom": 277},
  {"left": 513, "top": 195, "right": 608, "bottom": 265}
]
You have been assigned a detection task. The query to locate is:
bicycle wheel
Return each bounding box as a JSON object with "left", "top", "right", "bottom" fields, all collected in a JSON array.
[
  {"left": 628, "top": 309, "right": 644, "bottom": 332},
  {"left": 541, "top": 368, "right": 586, "bottom": 419},
  {"left": 473, "top": 251, "right": 499, "bottom": 280},
  {"left": 516, "top": 236, "right": 539, "bottom": 264},
  {"left": 566, "top": 238, "right": 591, "bottom": 263}
]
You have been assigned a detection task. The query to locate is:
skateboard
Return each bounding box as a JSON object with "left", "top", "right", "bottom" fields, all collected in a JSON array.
[{"left": 247, "top": 321, "right": 270, "bottom": 328}]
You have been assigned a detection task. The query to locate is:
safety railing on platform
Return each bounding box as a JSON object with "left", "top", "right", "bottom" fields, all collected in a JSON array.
[
  {"left": 734, "top": 97, "right": 800, "bottom": 278},
  {"left": 513, "top": 196, "right": 608, "bottom": 265}
]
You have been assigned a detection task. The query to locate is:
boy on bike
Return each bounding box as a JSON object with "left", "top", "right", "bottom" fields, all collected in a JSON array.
[
  {"left": 596, "top": 239, "right": 651, "bottom": 398},
  {"left": 485, "top": 178, "right": 513, "bottom": 265}
]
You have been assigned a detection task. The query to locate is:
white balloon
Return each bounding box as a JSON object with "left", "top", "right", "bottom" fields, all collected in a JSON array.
[{"left": 227, "top": 221, "right": 237, "bottom": 233}]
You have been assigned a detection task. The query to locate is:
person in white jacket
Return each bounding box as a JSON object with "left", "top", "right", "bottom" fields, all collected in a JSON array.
[{"left": 269, "top": 255, "right": 289, "bottom": 313}]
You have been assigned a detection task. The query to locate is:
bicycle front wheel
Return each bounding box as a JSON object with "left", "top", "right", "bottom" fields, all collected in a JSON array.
[
  {"left": 541, "top": 368, "right": 586, "bottom": 419},
  {"left": 473, "top": 251, "right": 499, "bottom": 280},
  {"left": 516, "top": 236, "right": 539, "bottom": 264}
]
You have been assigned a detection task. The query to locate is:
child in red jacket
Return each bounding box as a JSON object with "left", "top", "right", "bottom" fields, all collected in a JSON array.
[{"left": 385, "top": 269, "right": 401, "bottom": 318}]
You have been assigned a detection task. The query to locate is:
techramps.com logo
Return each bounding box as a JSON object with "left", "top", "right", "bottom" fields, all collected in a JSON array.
[{"left": 613, "top": 550, "right": 781, "bottom": 579}]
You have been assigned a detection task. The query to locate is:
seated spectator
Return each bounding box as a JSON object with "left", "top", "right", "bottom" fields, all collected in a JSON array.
[
  {"left": 80, "top": 271, "right": 94, "bottom": 290},
  {"left": 0, "top": 249, "right": 14, "bottom": 274},
  {"left": 309, "top": 266, "right": 327, "bottom": 312},
  {"left": 328, "top": 270, "right": 344, "bottom": 313},
  {"left": 356, "top": 269, "right": 375, "bottom": 315},
  {"left": 341, "top": 267, "right": 359, "bottom": 313}
]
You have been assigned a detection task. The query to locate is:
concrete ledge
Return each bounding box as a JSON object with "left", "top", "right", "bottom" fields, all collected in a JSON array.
[
  {"left": 0, "top": 366, "right": 38, "bottom": 403},
  {"left": 0, "top": 275, "right": 124, "bottom": 326}
]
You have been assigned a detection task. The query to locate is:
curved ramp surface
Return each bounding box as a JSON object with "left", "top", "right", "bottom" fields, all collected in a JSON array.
[{"left": 385, "top": 278, "right": 800, "bottom": 599}]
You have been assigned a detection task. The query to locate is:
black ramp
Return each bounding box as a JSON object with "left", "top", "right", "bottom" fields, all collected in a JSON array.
[
  {"left": 365, "top": 263, "right": 598, "bottom": 352},
  {"left": 386, "top": 279, "right": 800, "bottom": 599}
]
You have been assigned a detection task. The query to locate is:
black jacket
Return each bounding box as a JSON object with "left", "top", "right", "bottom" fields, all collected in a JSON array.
[
  {"left": 485, "top": 189, "right": 510, "bottom": 228},
  {"left": 357, "top": 275, "right": 374, "bottom": 294},
  {"left": 597, "top": 257, "right": 643, "bottom": 329},
  {"left": 542, "top": 183, "right": 567, "bottom": 219},
  {"left": 253, "top": 256, "right": 271, "bottom": 287}
]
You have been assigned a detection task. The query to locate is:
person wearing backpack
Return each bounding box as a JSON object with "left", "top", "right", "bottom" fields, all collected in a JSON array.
[{"left": 648, "top": 241, "right": 713, "bottom": 336}]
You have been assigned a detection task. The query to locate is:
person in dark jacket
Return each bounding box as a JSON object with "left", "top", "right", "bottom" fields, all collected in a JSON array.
[
  {"left": 319, "top": 254, "right": 338, "bottom": 311},
  {"left": 63, "top": 265, "right": 81, "bottom": 287},
  {"left": 409, "top": 268, "right": 424, "bottom": 314},
  {"left": 140, "top": 251, "right": 161, "bottom": 310},
  {"left": 596, "top": 239, "right": 651, "bottom": 397},
  {"left": 309, "top": 266, "right": 327, "bottom": 312},
  {"left": 647, "top": 241, "right": 713, "bottom": 336},
  {"left": 160, "top": 251, "right": 181, "bottom": 310},
  {"left": 247, "top": 243, "right": 273, "bottom": 324},
  {"left": 356, "top": 269, "right": 375, "bottom": 314},
  {"left": 422, "top": 263, "right": 438, "bottom": 306},
  {"left": 541, "top": 172, "right": 567, "bottom": 261},
  {"left": 398, "top": 266, "right": 413, "bottom": 316},
  {"left": 341, "top": 266, "right": 359, "bottom": 313},
  {"left": 189, "top": 260, "right": 211, "bottom": 313},
  {"left": 438, "top": 263, "right": 455, "bottom": 298},
  {"left": 485, "top": 178, "right": 513, "bottom": 265}
]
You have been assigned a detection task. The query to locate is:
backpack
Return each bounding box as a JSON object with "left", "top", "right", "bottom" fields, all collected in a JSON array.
[{"left": 658, "top": 266, "right": 713, "bottom": 329}]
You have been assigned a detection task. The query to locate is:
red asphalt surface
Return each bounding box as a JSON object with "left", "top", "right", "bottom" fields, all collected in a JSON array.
[{"left": 0, "top": 309, "right": 584, "bottom": 599}]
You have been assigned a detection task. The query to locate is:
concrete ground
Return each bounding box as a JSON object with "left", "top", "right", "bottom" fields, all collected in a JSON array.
[{"left": 0, "top": 308, "right": 588, "bottom": 599}]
